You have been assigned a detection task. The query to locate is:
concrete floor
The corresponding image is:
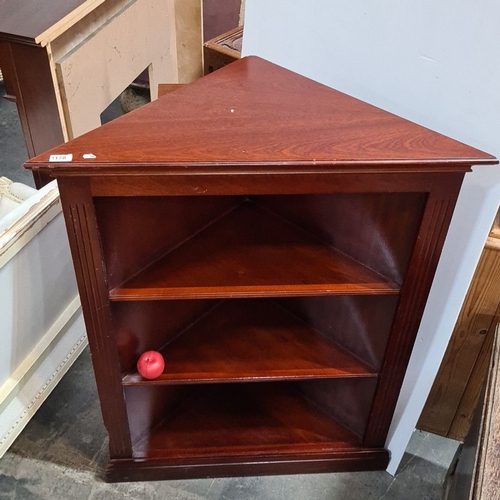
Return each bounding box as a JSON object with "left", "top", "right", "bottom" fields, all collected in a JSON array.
[
  {"left": 0, "top": 78, "right": 459, "bottom": 499},
  {"left": 0, "top": 80, "right": 33, "bottom": 186},
  {"left": 0, "top": 349, "right": 459, "bottom": 500}
]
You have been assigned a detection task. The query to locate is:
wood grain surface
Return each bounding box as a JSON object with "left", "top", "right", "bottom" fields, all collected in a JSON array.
[
  {"left": 25, "top": 57, "right": 496, "bottom": 172},
  {"left": 471, "top": 325, "right": 500, "bottom": 499},
  {"left": 110, "top": 200, "right": 400, "bottom": 300},
  {"left": 446, "top": 325, "right": 500, "bottom": 500},
  {"left": 131, "top": 382, "right": 361, "bottom": 458},
  {"left": 419, "top": 242, "right": 500, "bottom": 439},
  {"left": 0, "top": 0, "right": 99, "bottom": 43},
  {"left": 121, "top": 299, "right": 377, "bottom": 385}
]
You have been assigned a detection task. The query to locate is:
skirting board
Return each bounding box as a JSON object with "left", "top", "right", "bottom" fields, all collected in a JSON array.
[{"left": 0, "top": 303, "right": 87, "bottom": 458}]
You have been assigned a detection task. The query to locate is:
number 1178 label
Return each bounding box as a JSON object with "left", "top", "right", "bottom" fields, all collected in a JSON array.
[{"left": 49, "top": 154, "right": 73, "bottom": 162}]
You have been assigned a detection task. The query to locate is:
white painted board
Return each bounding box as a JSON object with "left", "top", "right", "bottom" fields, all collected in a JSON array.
[
  {"left": 0, "top": 181, "right": 86, "bottom": 457},
  {"left": 242, "top": 0, "right": 500, "bottom": 473}
]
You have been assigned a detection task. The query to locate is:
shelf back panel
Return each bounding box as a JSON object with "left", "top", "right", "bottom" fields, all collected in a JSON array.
[
  {"left": 94, "top": 195, "right": 244, "bottom": 289},
  {"left": 255, "top": 193, "right": 426, "bottom": 284},
  {"left": 112, "top": 299, "right": 217, "bottom": 373},
  {"left": 298, "top": 378, "right": 378, "bottom": 438},
  {"left": 277, "top": 295, "right": 399, "bottom": 371}
]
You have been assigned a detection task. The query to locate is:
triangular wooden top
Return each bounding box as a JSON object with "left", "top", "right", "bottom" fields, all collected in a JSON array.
[{"left": 26, "top": 57, "right": 496, "bottom": 173}]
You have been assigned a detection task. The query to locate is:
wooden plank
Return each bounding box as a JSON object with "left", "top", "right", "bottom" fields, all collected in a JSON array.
[
  {"left": 0, "top": 41, "right": 35, "bottom": 155},
  {"left": 36, "top": 0, "right": 107, "bottom": 46},
  {"left": 158, "top": 84, "right": 185, "bottom": 98},
  {"left": 471, "top": 324, "right": 500, "bottom": 499},
  {"left": 0, "top": 0, "right": 104, "bottom": 45},
  {"left": 174, "top": 0, "right": 203, "bottom": 84},
  {"left": 54, "top": 0, "right": 181, "bottom": 138},
  {"left": 418, "top": 239, "right": 500, "bottom": 437},
  {"left": 48, "top": 0, "right": 135, "bottom": 63},
  {"left": 445, "top": 324, "right": 500, "bottom": 500},
  {"left": 448, "top": 304, "right": 500, "bottom": 440},
  {"left": 0, "top": 41, "right": 64, "bottom": 186}
]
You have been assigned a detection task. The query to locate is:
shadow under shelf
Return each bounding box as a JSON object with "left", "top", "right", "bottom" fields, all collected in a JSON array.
[{"left": 128, "top": 382, "right": 366, "bottom": 460}]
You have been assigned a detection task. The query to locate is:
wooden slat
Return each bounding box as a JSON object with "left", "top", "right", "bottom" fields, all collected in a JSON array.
[
  {"left": 174, "top": 0, "right": 203, "bottom": 83},
  {"left": 448, "top": 304, "right": 500, "bottom": 440},
  {"left": 0, "top": 0, "right": 103, "bottom": 44},
  {"left": 444, "top": 324, "right": 500, "bottom": 500},
  {"left": 418, "top": 240, "right": 500, "bottom": 438},
  {"left": 471, "top": 324, "right": 500, "bottom": 499}
]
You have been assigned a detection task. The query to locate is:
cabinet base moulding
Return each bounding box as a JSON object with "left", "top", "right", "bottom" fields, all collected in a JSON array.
[{"left": 105, "top": 449, "right": 390, "bottom": 482}]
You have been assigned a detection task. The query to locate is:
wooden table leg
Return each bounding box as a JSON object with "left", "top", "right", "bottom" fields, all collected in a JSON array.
[{"left": 0, "top": 41, "right": 64, "bottom": 188}]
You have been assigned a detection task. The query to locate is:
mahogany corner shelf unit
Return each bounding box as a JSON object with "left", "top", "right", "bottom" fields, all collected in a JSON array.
[{"left": 25, "top": 56, "right": 497, "bottom": 482}]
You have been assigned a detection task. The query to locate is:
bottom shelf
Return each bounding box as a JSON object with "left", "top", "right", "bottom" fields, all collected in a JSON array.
[{"left": 129, "top": 382, "right": 364, "bottom": 459}]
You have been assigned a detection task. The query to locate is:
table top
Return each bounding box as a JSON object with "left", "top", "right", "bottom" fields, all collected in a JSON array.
[
  {"left": 25, "top": 56, "right": 497, "bottom": 174},
  {"left": 0, "top": 0, "right": 103, "bottom": 44}
]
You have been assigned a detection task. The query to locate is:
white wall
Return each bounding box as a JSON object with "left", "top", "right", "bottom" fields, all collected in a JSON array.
[{"left": 242, "top": 0, "right": 500, "bottom": 473}]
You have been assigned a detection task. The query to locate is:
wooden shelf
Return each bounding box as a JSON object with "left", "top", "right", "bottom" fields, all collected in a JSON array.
[
  {"left": 131, "top": 382, "right": 361, "bottom": 459},
  {"left": 110, "top": 201, "right": 399, "bottom": 300},
  {"left": 122, "top": 299, "right": 377, "bottom": 385}
]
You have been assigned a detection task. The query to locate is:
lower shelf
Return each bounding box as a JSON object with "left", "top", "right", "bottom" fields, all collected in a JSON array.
[
  {"left": 129, "top": 382, "right": 364, "bottom": 460},
  {"left": 114, "top": 381, "right": 388, "bottom": 481}
]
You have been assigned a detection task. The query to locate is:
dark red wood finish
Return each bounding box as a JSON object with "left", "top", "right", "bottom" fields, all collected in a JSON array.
[
  {"left": 0, "top": 0, "right": 83, "bottom": 186},
  {"left": 0, "top": 40, "right": 64, "bottom": 187},
  {"left": 25, "top": 57, "right": 497, "bottom": 482},
  {"left": 121, "top": 299, "right": 377, "bottom": 385},
  {"left": 27, "top": 57, "right": 495, "bottom": 170},
  {"left": 110, "top": 200, "right": 400, "bottom": 300},
  {"left": 56, "top": 177, "right": 132, "bottom": 458},
  {"left": 278, "top": 295, "right": 399, "bottom": 371}
]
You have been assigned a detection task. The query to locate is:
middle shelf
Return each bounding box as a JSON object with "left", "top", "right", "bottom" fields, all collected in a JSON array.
[{"left": 121, "top": 298, "right": 379, "bottom": 385}]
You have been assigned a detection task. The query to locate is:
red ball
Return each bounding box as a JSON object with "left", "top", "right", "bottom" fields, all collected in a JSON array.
[{"left": 137, "top": 351, "right": 165, "bottom": 380}]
